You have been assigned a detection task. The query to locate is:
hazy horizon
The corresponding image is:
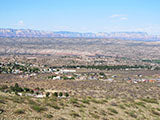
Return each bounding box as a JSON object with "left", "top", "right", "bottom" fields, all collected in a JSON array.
[{"left": 0, "top": 0, "right": 160, "bottom": 34}]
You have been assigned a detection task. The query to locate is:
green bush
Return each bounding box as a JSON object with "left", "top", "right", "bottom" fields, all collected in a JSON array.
[
  {"left": 14, "top": 109, "right": 25, "bottom": 114},
  {"left": 70, "top": 111, "right": 80, "bottom": 118},
  {"left": 44, "top": 114, "right": 53, "bottom": 119},
  {"left": 135, "top": 102, "right": 146, "bottom": 107},
  {"left": 70, "top": 98, "right": 78, "bottom": 104},
  {"left": 89, "top": 112, "right": 100, "bottom": 119},
  {"left": 125, "top": 111, "right": 137, "bottom": 118},
  {"left": 142, "top": 98, "right": 158, "bottom": 104},
  {"left": 24, "top": 88, "right": 30, "bottom": 92},
  {"left": 108, "top": 108, "right": 118, "bottom": 114},
  {"left": 48, "top": 103, "right": 60, "bottom": 110},
  {"left": 31, "top": 105, "right": 46, "bottom": 112},
  {"left": 0, "top": 109, "right": 4, "bottom": 114},
  {"left": 0, "top": 85, "right": 8, "bottom": 91},
  {"left": 81, "top": 98, "right": 90, "bottom": 104},
  {"left": 11, "top": 96, "right": 24, "bottom": 103},
  {"left": 152, "top": 110, "right": 160, "bottom": 116},
  {"left": 119, "top": 104, "right": 126, "bottom": 109}
]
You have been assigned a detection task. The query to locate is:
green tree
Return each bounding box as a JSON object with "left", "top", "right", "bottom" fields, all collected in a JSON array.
[
  {"left": 65, "top": 92, "right": 69, "bottom": 97},
  {"left": 59, "top": 92, "right": 63, "bottom": 97},
  {"left": 53, "top": 92, "right": 58, "bottom": 97},
  {"left": 46, "top": 92, "right": 50, "bottom": 97}
]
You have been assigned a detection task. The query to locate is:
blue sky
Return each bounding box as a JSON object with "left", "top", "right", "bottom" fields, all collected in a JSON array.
[{"left": 0, "top": 0, "right": 160, "bottom": 34}]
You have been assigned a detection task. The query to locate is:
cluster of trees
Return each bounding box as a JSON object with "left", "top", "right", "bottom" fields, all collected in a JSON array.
[
  {"left": 0, "top": 84, "right": 70, "bottom": 98},
  {"left": 52, "top": 92, "right": 69, "bottom": 98},
  {"left": 63, "top": 76, "right": 75, "bottom": 80},
  {"left": 0, "top": 62, "right": 40, "bottom": 74},
  {"left": 0, "top": 83, "right": 33, "bottom": 94},
  {"left": 56, "top": 65, "right": 152, "bottom": 70},
  {"left": 48, "top": 75, "right": 57, "bottom": 79},
  {"left": 142, "top": 59, "right": 160, "bottom": 64}
]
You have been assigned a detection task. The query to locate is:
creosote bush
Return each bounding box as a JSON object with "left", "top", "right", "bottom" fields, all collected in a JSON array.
[
  {"left": 108, "top": 108, "right": 118, "bottom": 114},
  {"left": 14, "top": 109, "right": 25, "bottom": 114},
  {"left": 31, "top": 105, "right": 46, "bottom": 112},
  {"left": 70, "top": 110, "right": 80, "bottom": 118}
]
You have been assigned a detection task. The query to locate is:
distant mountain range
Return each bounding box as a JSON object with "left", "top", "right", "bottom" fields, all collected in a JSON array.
[{"left": 0, "top": 28, "right": 160, "bottom": 41}]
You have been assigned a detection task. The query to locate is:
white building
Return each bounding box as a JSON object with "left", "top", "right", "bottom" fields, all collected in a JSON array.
[{"left": 60, "top": 69, "right": 76, "bottom": 73}]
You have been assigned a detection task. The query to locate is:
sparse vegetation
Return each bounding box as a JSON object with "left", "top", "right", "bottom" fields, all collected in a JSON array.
[
  {"left": 89, "top": 112, "right": 100, "bottom": 119},
  {"left": 14, "top": 109, "right": 25, "bottom": 114},
  {"left": 108, "top": 108, "right": 118, "bottom": 114},
  {"left": 142, "top": 98, "right": 158, "bottom": 104},
  {"left": 70, "top": 110, "right": 80, "bottom": 118},
  {"left": 31, "top": 105, "right": 46, "bottom": 112},
  {"left": 125, "top": 111, "right": 137, "bottom": 118}
]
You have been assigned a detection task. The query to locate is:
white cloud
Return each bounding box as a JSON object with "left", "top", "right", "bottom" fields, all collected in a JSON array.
[
  {"left": 110, "top": 14, "right": 124, "bottom": 18},
  {"left": 110, "top": 14, "right": 128, "bottom": 20},
  {"left": 120, "top": 17, "right": 128, "bottom": 20}
]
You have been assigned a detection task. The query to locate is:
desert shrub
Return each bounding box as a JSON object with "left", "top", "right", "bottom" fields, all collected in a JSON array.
[
  {"left": 125, "top": 111, "right": 137, "bottom": 118},
  {"left": 119, "top": 104, "right": 126, "bottom": 109},
  {"left": 0, "top": 95, "right": 6, "bottom": 104},
  {"left": 0, "top": 109, "right": 4, "bottom": 114},
  {"left": 157, "top": 108, "right": 160, "bottom": 111},
  {"left": 69, "top": 98, "right": 78, "bottom": 104},
  {"left": 31, "top": 105, "right": 46, "bottom": 112},
  {"left": 81, "top": 98, "right": 90, "bottom": 104},
  {"left": 70, "top": 111, "right": 80, "bottom": 118},
  {"left": 11, "top": 96, "right": 24, "bottom": 103},
  {"left": 46, "top": 102, "right": 60, "bottom": 110},
  {"left": 24, "top": 88, "right": 30, "bottom": 92},
  {"left": 0, "top": 99, "right": 6, "bottom": 104},
  {"left": 51, "top": 104, "right": 60, "bottom": 110},
  {"left": 0, "top": 95, "right": 9, "bottom": 102},
  {"left": 108, "top": 108, "right": 118, "bottom": 114},
  {"left": 50, "top": 97, "right": 57, "bottom": 102},
  {"left": 152, "top": 110, "right": 160, "bottom": 116},
  {"left": 28, "top": 99, "right": 38, "bottom": 105},
  {"left": 142, "top": 98, "right": 158, "bottom": 104},
  {"left": 44, "top": 114, "right": 53, "bottom": 119},
  {"left": 110, "top": 102, "right": 118, "bottom": 106},
  {"left": 79, "top": 108, "right": 85, "bottom": 113},
  {"left": 89, "top": 112, "right": 100, "bottom": 119},
  {"left": 100, "top": 110, "right": 107, "bottom": 116},
  {"left": 91, "top": 98, "right": 104, "bottom": 104},
  {"left": 0, "top": 85, "right": 8, "bottom": 91},
  {"left": 57, "top": 117, "right": 67, "bottom": 120},
  {"left": 76, "top": 103, "right": 86, "bottom": 108},
  {"left": 14, "top": 109, "right": 25, "bottom": 114},
  {"left": 124, "top": 103, "right": 131, "bottom": 108},
  {"left": 135, "top": 102, "right": 146, "bottom": 107}
]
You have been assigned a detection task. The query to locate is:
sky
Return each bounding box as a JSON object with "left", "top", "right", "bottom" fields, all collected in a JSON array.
[{"left": 0, "top": 0, "right": 160, "bottom": 34}]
